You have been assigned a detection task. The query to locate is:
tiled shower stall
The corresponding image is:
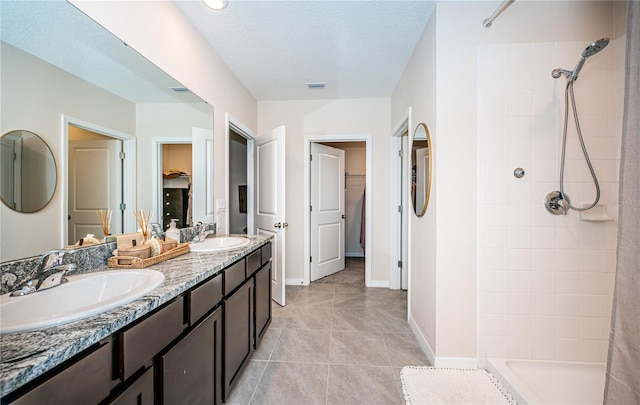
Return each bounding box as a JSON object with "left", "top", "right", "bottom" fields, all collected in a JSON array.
[{"left": 477, "top": 38, "right": 625, "bottom": 363}]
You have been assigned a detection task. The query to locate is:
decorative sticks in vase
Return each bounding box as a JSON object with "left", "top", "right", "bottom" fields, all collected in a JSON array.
[
  {"left": 134, "top": 209, "right": 153, "bottom": 243},
  {"left": 96, "top": 209, "right": 112, "bottom": 238}
]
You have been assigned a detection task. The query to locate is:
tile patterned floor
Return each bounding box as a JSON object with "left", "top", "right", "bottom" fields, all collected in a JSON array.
[{"left": 224, "top": 262, "right": 430, "bottom": 404}]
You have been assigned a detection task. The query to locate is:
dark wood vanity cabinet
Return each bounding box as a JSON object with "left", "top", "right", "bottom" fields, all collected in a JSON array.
[
  {"left": 159, "top": 308, "right": 222, "bottom": 405},
  {"left": 5, "top": 343, "right": 111, "bottom": 405},
  {"left": 4, "top": 242, "right": 272, "bottom": 405}
]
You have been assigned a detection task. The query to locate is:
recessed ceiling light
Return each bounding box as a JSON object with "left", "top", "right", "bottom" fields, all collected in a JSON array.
[
  {"left": 306, "top": 82, "right": 326, "bottom": 89},
  {"left": 202, "top": 0, "right": 228, "bottom": 11}
]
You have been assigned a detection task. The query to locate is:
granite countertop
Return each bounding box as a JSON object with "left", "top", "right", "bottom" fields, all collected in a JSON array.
[{"left": 0, "top": 235, "right": 271, "bottom": 397}]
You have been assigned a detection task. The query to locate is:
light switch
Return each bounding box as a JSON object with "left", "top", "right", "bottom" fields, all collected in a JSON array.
[{"left": 216, "top": 199, "right": 227, "bottom": 211}]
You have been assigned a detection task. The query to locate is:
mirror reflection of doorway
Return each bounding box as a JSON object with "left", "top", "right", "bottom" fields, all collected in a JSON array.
[
  {"left": 229, "top": 129, "right": 248, "bottom": 234},
  {"left": 161, "top": 143, "right": 193, "bottom": 230},
  {"left": 67, "top": 125, "right": 123, "bottom": 244}
]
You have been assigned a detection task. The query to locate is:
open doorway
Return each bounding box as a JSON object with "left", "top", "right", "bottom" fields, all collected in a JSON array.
[
  {"left": 161, "top": 143, "right": 193, "bottom": 230},
  {"left": 304, "top": 135, "right": 372, "bottom": 287},
  {"left": 311, "top": 141, "right": 366, "bottom": 284},
  {"left": 229, "top": 129, "right": 248, "bottom": 234}
]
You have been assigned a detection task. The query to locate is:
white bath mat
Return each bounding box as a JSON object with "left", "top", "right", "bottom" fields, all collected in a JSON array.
[{"left": 400, "top": 366, "right": 517, "bottom": 405}]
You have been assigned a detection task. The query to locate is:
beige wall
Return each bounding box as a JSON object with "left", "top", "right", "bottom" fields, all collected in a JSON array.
[
  {"left": 257, "top": 98, "right": 391, "bottom": 284},
  {"left": 0, "top": 42, "right": 136, "bottom": 261},
  {"left": 71, "top": 0, "right": 258, "bottom": 234},
  {"left": 391, "top": 10, "right": 438, "bottom": 359},
  {"left": 136, "top": 102, "right": 212, "bottom": 214},
  {"left": 162, "top": 144, "right": 193, "bottom": 175}
]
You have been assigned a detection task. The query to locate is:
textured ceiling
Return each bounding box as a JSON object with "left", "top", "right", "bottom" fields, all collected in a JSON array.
[
  {"left": 175, "top": 0, "right": 436, "bottom": 100},
  {"left": 0, "top": 0, "right": 203, "bottom": 104}
]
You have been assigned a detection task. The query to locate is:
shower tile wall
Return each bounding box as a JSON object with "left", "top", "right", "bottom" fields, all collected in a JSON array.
[{"left": 477, "top": 40, "right": 623, "bottom": 363}]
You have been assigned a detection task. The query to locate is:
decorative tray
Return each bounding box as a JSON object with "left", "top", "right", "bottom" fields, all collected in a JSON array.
[{"left": 107, "top": 243, "right": 191, "bottom": 269}]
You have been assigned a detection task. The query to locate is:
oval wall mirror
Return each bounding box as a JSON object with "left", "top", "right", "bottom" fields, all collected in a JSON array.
[
  {"left": 0, "top": 130, "right": 57, "bottom": 213},
  {"left": 411, "top": 123, "right": 432, "bottom": 217}
]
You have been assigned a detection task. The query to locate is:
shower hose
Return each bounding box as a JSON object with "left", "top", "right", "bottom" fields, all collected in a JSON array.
[{"left": 558, "top": 80, "right": 601, "bottom": 211}]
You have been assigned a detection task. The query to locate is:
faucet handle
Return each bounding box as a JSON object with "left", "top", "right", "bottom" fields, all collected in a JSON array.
[{"left": 40, "top": 249, "right": 71, "bottom": 268}]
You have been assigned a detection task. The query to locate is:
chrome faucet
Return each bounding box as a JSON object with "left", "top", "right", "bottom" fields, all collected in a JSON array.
[
  {"left": 10, "top": 250, "right": 77, "bottom": 296},
  {"left": 191, "top": 222, "right": 215, "bottom": 243}
]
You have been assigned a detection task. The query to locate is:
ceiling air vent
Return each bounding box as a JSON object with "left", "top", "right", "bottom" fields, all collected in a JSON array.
[
  {"left": 169, "top": 86, "right": 190, "bottom": 92},
  {"left": 306, "top": 82, "right": 326, "bottom": 89}
]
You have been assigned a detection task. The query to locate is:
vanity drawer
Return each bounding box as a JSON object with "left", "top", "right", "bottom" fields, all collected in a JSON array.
[
  {"left": 224, "top": 259, "right": 246, "bottom": 295},
  {"left": 189, "top": 273, "right": 223, "bottom": 325},
  {"left": 261, "top": 242, "right": 272, "bottom": 265},
  {"left": 119, "top": 297, "right": 184, "bottom": 381},
  {"left": 10, "top": 342, "right": 110, "bottom": 405},
  {"left": 246, "top": 249, "right": 261, "bottom": 276}
]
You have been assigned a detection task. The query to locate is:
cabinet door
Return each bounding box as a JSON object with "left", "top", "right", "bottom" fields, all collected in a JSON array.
[
  {"left": 109, "top": 366, "right": 153, "bottom": 405},
  {"left": 159, "top": 307, "right": 222, "bottom": 405},
  {"left": 254, "top": 262, "right": 272, "bottom": 348},
  {"left": 9, "top": 343, "right": 110, "bottom": 405},
  {"left": 223, "top": 280, "right": 254, "bottom": 400}
]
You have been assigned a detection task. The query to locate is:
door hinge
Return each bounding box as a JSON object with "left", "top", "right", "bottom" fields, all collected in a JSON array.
[
  {"left": 310, "top": 205, "right": 313, "bottom": 212},
  {"left": 119, "top": 151, "right": 126, "bottom": 160},
  {"left": 12, "top": 152, "right": 17, "bottom": 161},
  {"left": 310, "top": 154, "right": 313, "bottom": 161},
  {"left": 398, "top": 205, "right": 403, "bottom": 213},
  {"left": 398, "top": 260, "right": 403, "bottom": 268},
  {"left": 398, "top": 149, "right": 403, "bottom": 158},
  {"left": 119, "top": 203, "right": 126, "bottom": 211},
  {"left": 310, "top": 256, "right": 313, "bottom": 263}
]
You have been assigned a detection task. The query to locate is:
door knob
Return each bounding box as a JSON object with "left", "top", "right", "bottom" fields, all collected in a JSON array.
[
  {"left": 282, "top": 222, "right": 288, "bottom": 228},
  {"left": 274, "top": 222, "right": 282, "bottom": 228},
  {"left": 341, "top": 215, "right": 346, "bottom": 219}
]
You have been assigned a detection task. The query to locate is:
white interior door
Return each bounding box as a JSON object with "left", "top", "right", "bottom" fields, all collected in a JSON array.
[
  {"left": 192, "top": 127, "right": 214, "bottom": 224},
  {"left": 68, "top": 139, "right": 121, "bottom": 243},
  {"left": 310, "top": 143, "right": 345, "bottom": 281},
  {"left": 255, "top": 126, "right": 286, "bottom": 306}
]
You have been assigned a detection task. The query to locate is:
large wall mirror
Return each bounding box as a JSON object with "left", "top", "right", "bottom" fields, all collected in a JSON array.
[
  {"left": 411, "top": 122, "right": 432, "bottom": 217},
  {"left": 1, "top": 1, "right": 213, "bottom": 261},
  {"left": 0, "top": 130, "right": 57, "bottom": 213}
]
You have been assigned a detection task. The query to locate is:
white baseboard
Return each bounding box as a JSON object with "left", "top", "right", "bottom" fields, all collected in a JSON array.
[
  {"left": 409, "top": 316, "right": 436, "bottom": 366},
  {"left": 408, "top": 316, "right": 478, "bottom": 369},
  {"left": 366, "top": 280, "right": 389, "bottom": 288},
  {"left": 285, "top": 278, "right": 307, "bottom": 286},
  {"left": 434, "top": 356, "right": 478, "bottom": 369}
]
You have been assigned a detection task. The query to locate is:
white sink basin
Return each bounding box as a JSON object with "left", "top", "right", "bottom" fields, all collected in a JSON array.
[
  {"left": 190, "top": 236, "right": 250, "bottom": 253},
  {"left": 0, "top": 269, "right": 164, "bottom": 335}
]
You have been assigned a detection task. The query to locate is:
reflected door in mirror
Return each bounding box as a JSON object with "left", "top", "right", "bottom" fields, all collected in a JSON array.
[{"left": 1, "top": 130, "right": 57, "bottom": 213}]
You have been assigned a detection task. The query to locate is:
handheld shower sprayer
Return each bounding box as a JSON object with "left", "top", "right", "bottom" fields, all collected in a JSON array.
[
  {"left": 545, "top": 38, "right": 610, "bottom": 216},
  {"left": 551, "top": 38, "right": 610, "bottom": 82}
]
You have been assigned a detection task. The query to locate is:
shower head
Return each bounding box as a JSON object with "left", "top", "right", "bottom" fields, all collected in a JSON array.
[
  {"left": 552, "top": 37, "right": 610, "bottom": 82},
  {"left": 582, "top": 38, "right": 610, "bottom": 58}
]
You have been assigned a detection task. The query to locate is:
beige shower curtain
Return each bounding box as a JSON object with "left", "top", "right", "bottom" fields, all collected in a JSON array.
[{"left": 603, "top": 2, "right": 640, "bottom": 404}]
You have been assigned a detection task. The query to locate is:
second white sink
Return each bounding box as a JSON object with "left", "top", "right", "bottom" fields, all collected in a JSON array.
[
  {"left": 189, "top": 236, "right": 250, "bottom": 253},
  {"left": 0, "top": 269, "right": 165, "bottom": 335}
]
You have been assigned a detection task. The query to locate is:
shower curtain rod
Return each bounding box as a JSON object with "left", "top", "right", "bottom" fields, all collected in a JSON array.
[{"left": 482, "top": 0, "right": 515, "bottom": 28}]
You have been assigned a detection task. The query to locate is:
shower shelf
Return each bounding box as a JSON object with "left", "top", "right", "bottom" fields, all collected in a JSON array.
[{"left": 579, "top": 203, "right": 614, "bottom": 222}]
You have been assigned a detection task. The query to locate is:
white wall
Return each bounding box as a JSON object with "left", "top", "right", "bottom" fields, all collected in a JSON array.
[
  {"left": 0, "top": 42, "right": 136, "bottom": 261},
  {"left": 392, "top": 0, "right": 619, "bottom": 365},
  {"left": 257, "top": 99, "right": 390, "bottom": 284},
  {"left": 71, "top": 0, "right": 258, "bottom": 234},
  {"left": 477, "top": 38, "right": 621, "bottom": 362}
]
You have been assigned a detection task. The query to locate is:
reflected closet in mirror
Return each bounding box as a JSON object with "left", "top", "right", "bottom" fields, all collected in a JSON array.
[{"left": 411, "top": 123, "right": 432, "bottom": 217}]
